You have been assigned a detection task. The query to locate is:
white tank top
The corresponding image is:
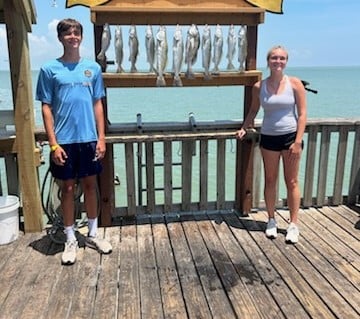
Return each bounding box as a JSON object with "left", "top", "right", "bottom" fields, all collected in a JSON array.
[{"left": 260, "top": 75, "right": 298, "bottom": 135}]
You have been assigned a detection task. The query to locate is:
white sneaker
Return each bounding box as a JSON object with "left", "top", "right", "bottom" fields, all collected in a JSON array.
[
  {"left": 286, "top": 223, "right": 299, "bottom": 244},
  {"left": 265, "top": 218, "right": 278, "bottom": 239},
  {"left": 85, "top": 236, "right": 112, "bottom": 254},
  {"left": 61, "top": 239, "right": 78, "bottom": 265}
]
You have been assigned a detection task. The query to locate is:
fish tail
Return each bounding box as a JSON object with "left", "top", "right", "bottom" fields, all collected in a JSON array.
[
  {"left": 173, "top": 76, "right": 183, "bottom": 87},
  {"left": 204, "top": 71, "right": 212, "bottom": 81},
  {"left": 227, "top": 62, "right": 235, "bottom": 70},
  {"left": 156, "top": 76, "right": 166, "bottom": 87}
]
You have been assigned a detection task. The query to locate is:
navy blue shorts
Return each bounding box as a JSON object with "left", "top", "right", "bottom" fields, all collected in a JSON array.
[
  {"left": 50, "top": 142, "right": 102, "bottom": 180},
  {"left": 260, "top": 132, "right": 304, "bottom": 152}
]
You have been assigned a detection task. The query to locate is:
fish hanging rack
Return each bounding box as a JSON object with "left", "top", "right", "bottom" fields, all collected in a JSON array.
[{"left": 91, "top": 0, "right": 265, "bottom": 88}]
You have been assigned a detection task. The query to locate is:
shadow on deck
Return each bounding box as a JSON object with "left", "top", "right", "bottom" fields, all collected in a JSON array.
[{"left": 0, "top": 205, "right": 359, "bottom": 319}]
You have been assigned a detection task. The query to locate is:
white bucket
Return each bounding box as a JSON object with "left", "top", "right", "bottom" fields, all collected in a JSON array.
[{"left": 0, "top": 195, "right": 20, "bottom": 245}]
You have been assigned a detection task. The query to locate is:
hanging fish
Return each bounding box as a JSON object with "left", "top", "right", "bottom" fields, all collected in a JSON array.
[
  {"left": 238, "top": 25, "right": 248, "bottom": 72},
  {"left": 226, "top": 24, "right": 236, "bottom": 70},
  {"left": 114, "top": 26, "right": 124, "bottom": 73},
  {"left": 145, "top": 25, "right": 155, "bottom": 73},
  {"left": 97, "top": 23, "right": 111, "bottom": 68},
  {"left": 155, "top": 26, "right": 168, "bottom": 87},
  {"left": 128, "top": 25, "right": 139, "bottom": 73},
  {"left": 185, "top": 24, "right": 200, "bottom": 79},
  {"left": 212, "top": 24, "right": 223, "bottom": 74},
  {"left": 201, "top": 24, "right": 212, "bottom": 80},
  {"left": 172, "top": 24, "right": 184, "bottom": 87}
]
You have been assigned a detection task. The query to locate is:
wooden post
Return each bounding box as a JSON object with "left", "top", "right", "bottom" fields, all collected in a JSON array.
[
  {"left": 235, "top": 25, "right": 259, "bottom": 215},
  {"left": 4, "top": 0, "right": 43, "bottom": 232},
  {"left": 94, "top": 24, "right": 115, "bottom": 226}
]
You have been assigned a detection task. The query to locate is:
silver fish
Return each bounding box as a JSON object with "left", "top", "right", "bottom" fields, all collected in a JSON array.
[
  {"left": 238, "top": 25, "right": 248, "bottom": 72},
  {"left": 128, "top": 25, "right": 139, "bottom": 73},
  {"left": 97, "top": 23, "right": 111, "bottom": 66},
  {"left": 212, "top": 24, "right": 223, "bottom": 74},
  {"left": 185, "top": 24, "right": 200, "bottom": 79},
  {"left": 201, "top": 24, "right": 212, "bottom": 80},
  {"left": 155, "top": 26, "right": 168, "bottom": 87},
  {"left": 172, "top": 24, "right": 184, "bottom": 87},
  {"left": 114, "top": 26, "right": 124, "bottom": 73},
  {"left": 226, "top": 24, "right": 236, "bottom": 70},
  {"left": 145, "top": 25, "right": 155, "bottom": 73}
]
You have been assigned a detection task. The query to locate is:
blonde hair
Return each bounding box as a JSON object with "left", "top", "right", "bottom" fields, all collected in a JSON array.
[{"left": 266, "top": 45, "right": 288, "bottom": 62}]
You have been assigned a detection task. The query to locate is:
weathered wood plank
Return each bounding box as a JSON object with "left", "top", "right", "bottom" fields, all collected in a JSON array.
[
  {"left": 333, "top": 127, "right": 349, "bottom": 205},
  {"left": 145, "top": 141, "right": 156, "bottom": 213},
  {"left": 318, "top": 206, "right": 360, "bottom": 241},
  {"left": 248, "top": 211, "right": 338, "bottom": 318},
  {"left": 216, "top": 211, "right": 286, "bottom": 319},
  {"left": 18, "top": 234, "right": 64, "bottom": 319},
  {"left": 303, "top": 126, "right": 318, "bottom": 206},
  {"left": 137, "top": 216, "right": 164, "bottom": 318},
  {"left": 181, "top": 212, "right": 236, "bottom": 318},
  {"left": 252, "top": 145, "right": 262, "bottom": 207},
  {"left": 227, "top": 213, "right": 311, "bottom": 318},
  {"left": 0, "top": 233, "right": 44, "bottom": 318},
  {"left": 151, "top": 215, "right": 187, "bottom": 318},
  {"left": 163, "top": 141, "right": 173, "bottom": 212},
  {"left": 348, "top": 125, "right": 360, "bottom": 204},
  {"left": 308, "top": 207, "right": 360, "bottom": 255},
  {"left": 118, "top": 221, "right": 141, "bottom": 319},
  {"left": 166, "top": 214, "right": 213, "bottom": 318},
  {"left": 272, "top": 210, "right": 360, "bottom": 317},
  {"left": 69, "top": 233, "right": 102, "bottom": 318},
  {"left": 92, "top": 227, "right": 121, "bottom": 319},
  {"left": 125, "top": 142, "right": 137, "bottom": 215},
  {"left": 216, "top": 139, "right": 226, "bottom": 210},
  {"left": 199, "top": 139, "right": 209, "bottom": 210},
  {"left": 297, "top": 207, "right": 360, "bottom": 273},
  {"left": 42, "top": 246, "right": 85, "bottom": 318},
  {"left": 181, "top": 141, "right": 192, "bottom": 211},
  {"left": 317, "top": 126, "right": 331, "bottom": 206},
  {"left": 195, "top": 213, "right": 262, "bottom": 318}
]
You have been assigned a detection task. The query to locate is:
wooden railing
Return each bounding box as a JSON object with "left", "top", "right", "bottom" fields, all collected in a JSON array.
[
  {"left": 1, "top": 118, "right": 359, "bottom": 219},
  {"left": 103, "top": 118, "right": 360, "bottom": 217}
]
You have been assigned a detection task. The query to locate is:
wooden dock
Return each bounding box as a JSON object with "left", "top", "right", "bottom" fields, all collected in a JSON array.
[{"left": 0, "top": 205, "right": 359, "bottom": 319}]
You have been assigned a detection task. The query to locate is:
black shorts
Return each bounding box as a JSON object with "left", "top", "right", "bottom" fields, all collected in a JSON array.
[
  {"left": 50, "top": 142, "right": 102, "bottom": 180},
  {"left": 259, "top": 132, "right": 304, "bottom": 152}
]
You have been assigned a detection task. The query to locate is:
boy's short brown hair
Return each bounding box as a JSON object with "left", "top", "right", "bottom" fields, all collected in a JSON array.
[{"left": 57, "top": 18, "right": 83, "bottom": 37}]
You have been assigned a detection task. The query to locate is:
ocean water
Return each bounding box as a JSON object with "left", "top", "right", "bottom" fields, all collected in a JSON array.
[
  {"left": 1, "top": 66, "right": 359, "bottom": 124},
  {"left": 0, "top": 66, "right": 359, "bottom": 205}
]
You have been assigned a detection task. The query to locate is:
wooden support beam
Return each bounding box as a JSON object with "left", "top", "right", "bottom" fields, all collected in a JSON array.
[{"left": 4, "top": 0, "right": 43, "bottom": 232}]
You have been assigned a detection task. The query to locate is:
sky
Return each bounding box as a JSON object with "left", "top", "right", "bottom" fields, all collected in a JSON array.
[{"left": 0, "top": 0, "right": 359, "bottom": 70}]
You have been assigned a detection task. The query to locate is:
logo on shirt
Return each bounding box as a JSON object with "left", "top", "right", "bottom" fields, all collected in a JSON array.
[{"left": 84, "top": 70, "right": 92, "bottom": 77}]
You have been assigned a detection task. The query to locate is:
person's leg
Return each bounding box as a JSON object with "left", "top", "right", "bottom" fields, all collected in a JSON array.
[
  {"left": 81, "top": 175, "right": 99, "bottom": 237},
  {"left": 261, "top": 147, "right": 281, "bottom": 219},
  {"left": 81, "top": 174, "right": 112, "bottom": 254},
  {"left": 261, "top": 147, "right": 281, "bottom": 238},
  {"left": 282, "top": 148, "right": 302, "bottom": 243},
  {"left": 281, "top": 149, "right": 301, "bottom": 224},
  {"left": 61, "top": 179, "right": 77, "bottom": 241},
  {"left": 60, "top": 178, "right": 79, "bottom": 265}
]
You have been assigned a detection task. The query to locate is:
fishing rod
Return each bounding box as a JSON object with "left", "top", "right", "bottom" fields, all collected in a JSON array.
[{"left": 301, "top": 80, "right": 318, "bottom": 94}]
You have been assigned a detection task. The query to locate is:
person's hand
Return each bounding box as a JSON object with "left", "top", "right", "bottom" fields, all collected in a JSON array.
[
  {"left": 95, "top": 139, "right": 106, "bottom": 160},
  {"left": 51, "top": 146, "right": 67, "bottom": 166},
  {"left": 288, "top": 142, "right": 303, "bottom": 163},
  {"left": 236, "top": 128, "right": 247, "bottom": 140}
]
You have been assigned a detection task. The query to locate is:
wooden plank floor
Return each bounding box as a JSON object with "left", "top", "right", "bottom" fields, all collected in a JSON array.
[{"left": 0, "top": 205, "right": 359, "bottom": 319}]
